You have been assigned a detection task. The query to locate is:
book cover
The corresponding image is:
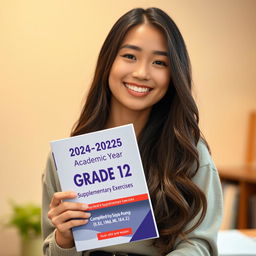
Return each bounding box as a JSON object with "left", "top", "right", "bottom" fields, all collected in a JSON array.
[
  {"left": 50, "top": 124, "right": 159, "bottom": 251},
  {"left": 220, "top": 182, "right": 239, "bottom": 230},
  {"left": 249, "top": 194, "right": 256, "bottom": 228}
]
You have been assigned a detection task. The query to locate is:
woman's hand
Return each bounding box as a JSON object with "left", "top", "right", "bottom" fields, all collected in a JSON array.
[{"left": 48, "top": 191, "right": 90, "bottom": 248}]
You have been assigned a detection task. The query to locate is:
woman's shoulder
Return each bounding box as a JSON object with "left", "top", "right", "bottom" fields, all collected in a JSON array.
[
  {"left": 44, "top": 152, "right": 57, "bottom": 175},
  {"left": 42, "top": 152, "right": 61, "bottom": 193},
  {"left": 192, "top": 140, "right": 221, "bottom": 190},
  {"left": 197, "top": 139, "right": 217, "bottom": 171}
]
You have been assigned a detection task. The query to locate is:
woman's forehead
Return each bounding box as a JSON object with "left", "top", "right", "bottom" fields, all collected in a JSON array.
[{"left": 120, "top": 23, "right": 168, "bottom": 52}]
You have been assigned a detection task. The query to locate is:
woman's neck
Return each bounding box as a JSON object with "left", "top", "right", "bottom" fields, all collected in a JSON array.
[{"left": 106, "top": 105, "right": 151, "bottom": 137}]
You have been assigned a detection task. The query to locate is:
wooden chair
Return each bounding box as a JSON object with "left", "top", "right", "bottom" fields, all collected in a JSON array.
[{"left": 218, "top": 111, "right": 256, "bottom": 228}]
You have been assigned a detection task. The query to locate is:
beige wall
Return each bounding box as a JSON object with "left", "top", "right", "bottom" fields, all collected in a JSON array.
[{"left": 1, "top": 0, "right": 256, "bottom": 255}]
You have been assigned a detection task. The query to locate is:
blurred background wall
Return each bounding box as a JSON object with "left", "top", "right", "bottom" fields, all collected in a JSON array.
[{"left": 0, "top": 0, "right": 256, "bottom": 255}]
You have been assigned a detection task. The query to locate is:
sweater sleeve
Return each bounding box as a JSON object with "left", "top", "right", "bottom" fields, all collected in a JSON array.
[
  {"left": 166, "top": 143, "right": 223, "bottom": 256},
  {"left": 42, "top": 153, "right": 83, "bottom": 256}
]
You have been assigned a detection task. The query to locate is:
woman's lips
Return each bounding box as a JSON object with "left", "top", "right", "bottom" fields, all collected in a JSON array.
[{"left": 123, "top": 82, "right": 152, "bottom": 94}]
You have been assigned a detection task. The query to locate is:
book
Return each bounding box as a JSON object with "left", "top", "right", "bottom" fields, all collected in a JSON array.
[
  {"left": 220, "top": 182, "right": 239, "bottom": 230},
  {"left": 50, "top": 124, "right": 159, "bottom": 251},
  {"left": 249, "top": 195, "right": 256, "bottom": 228}
]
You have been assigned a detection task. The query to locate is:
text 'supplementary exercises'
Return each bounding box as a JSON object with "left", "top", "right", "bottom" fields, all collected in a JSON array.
[{"left": 50, "top": 124, "right": 159, "bottom": 251}]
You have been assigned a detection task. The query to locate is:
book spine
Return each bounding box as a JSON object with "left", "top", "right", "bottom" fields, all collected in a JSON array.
[{"left": 220, "top": 182, "right": 239, "bottom": 230}]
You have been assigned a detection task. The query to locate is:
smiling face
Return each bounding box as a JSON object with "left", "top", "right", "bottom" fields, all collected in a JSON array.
[{"left": 108, "top": 23, "right": 171, "bottom": 115}]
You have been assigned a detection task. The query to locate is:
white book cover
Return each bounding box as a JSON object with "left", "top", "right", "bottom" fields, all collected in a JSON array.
[{"left": 50, "top": 124, "right": 159, "bottom": 251}]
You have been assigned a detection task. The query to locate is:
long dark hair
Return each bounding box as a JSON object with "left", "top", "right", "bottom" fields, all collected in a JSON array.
[{"left": 71, "top": 7, "right": 207, "bottom": 255}]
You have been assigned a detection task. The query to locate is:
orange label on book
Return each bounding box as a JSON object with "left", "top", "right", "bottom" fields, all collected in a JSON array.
[{"left": 97, "top": 227, "right": 132, "bottom": 240}]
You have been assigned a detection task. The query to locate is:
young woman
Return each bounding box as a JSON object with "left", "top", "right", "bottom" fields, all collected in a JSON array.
[{"left": 42, "top": 7, "right": 223, "bottom": 256}]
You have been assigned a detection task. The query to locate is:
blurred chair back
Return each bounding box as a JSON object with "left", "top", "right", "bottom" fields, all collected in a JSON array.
[{"left": 246, "top": 111, "right": 256, "bottom": 168}]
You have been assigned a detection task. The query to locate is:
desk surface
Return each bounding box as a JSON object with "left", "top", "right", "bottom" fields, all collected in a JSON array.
[
  {"left": 218, "top": 229, "right": 256, "bottom": 255},
  {"left": 240, "top": 229, "right": 256, "bottom": 237}
]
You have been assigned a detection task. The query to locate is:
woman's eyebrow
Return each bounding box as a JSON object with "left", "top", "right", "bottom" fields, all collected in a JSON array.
[{"left": 120, "top": 44, "right": 168, "bottom": 56}]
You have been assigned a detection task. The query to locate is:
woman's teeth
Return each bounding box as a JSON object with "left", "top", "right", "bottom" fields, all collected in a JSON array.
[{"left": 124, "top": 83, "right": 150, "bottom": 93}]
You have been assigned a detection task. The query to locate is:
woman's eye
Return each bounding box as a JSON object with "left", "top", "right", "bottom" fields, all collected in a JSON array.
[
  {"left": 121, "top": 54, "right": 136, "bottom": 60},
  {"left": 153, "top": 60, "right": 168, "bottom": 67}
]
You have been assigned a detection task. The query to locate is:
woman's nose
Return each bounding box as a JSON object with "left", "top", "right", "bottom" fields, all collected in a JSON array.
[{"left": 132, "top": 62, "right": 150, "bottom": 80}]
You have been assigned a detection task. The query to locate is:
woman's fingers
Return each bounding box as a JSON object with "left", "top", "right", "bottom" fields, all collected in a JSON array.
[
  {"left": 51, "top": 210, "right": 91, "bottom": 228},
  {"left": 57, "top": 219, "right": 88, "bottom": 233},
  {"left": 48, "top": 200, "right": 88, "bottom": 219},
  {"left": 47, "top": 190, "right": 91, "bottom": 248},
  {"left": 48, "top": 191, "right": 90, "bottom": 231},
  {"left": 48, "top": 191, "right": 89, "bottom": 220},
  {"left": 50, "top": 191, "right": 77, "bottom": 208}
]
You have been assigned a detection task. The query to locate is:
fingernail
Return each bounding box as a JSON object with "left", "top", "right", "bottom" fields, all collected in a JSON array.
[
  {"left": 82, "top": 204, "right": 88, "bottom": 210},
  {"left": 71, "top": 192, "right": 77, "bottom": 197}
]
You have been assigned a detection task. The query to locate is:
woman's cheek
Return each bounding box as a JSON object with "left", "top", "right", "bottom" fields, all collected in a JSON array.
[
  {"left": 110, "top": 59, "right": 128, "bottom": 79},
  {"left": 154, "top": 70, "right": 171, "bottom": 88}
]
